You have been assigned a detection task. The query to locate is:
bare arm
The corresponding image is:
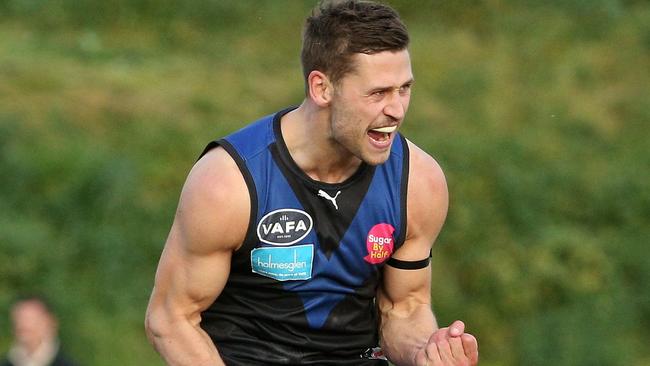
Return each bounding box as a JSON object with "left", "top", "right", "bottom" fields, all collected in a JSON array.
[
  {"left": 378, "top": 141, "right": 446, "bottom": 364},
  {"left": 144, "top": 147, "right": 250, "bottom": 365},
  {"left": 379, "top": 141, "right": 478, "bottom": 365}
]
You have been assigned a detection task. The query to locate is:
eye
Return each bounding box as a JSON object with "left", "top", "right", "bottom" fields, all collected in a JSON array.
[
  {"left": 399, "top": 84, "right": 412, "bottom": 95},
  {"left": 367, "top": 90, "right": 386, "bottom": 101}
]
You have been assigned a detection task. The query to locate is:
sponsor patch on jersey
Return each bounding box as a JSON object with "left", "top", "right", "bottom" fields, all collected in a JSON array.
[
  {"left": 251, "top": 244, "right": 314, "bottom": 281},
  {"left": 257, "top": 208, "right": 313, "bottom": 246},
  {"left": 364, "top": 223, "right": 395, "bottom": 264}
]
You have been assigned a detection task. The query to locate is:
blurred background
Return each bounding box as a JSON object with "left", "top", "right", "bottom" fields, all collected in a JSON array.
[{"left": 0, "top": 0, "right": 648, "bottom": 365}]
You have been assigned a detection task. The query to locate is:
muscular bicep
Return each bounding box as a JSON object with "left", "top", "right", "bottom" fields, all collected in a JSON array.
[
  {"left": 152, "top": 221, "right": 234, "bottom": 322},
  {"left": 148, "top": 147, "right": 250, "bottom": 324}
]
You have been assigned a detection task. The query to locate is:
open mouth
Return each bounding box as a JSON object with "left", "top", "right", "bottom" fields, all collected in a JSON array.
[{"left": 367, "top": 125, "right": 397, "bottom": 144}]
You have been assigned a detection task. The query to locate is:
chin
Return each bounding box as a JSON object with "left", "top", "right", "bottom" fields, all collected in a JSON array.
[{"left": 362, "top": 152, "right": 391, "bottom": 166}]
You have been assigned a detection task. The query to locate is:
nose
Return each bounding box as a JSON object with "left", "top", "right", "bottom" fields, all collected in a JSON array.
[{"left": 383, "top": 92, "right": 406, "bottom": 121}]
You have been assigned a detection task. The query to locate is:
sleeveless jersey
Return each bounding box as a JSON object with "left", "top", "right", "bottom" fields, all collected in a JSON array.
[{"left": 199, "top": 107, "right": 410, "bottom": 365}]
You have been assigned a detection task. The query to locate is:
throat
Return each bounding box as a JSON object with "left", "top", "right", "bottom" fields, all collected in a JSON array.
[{"left": 303, "top": 158, "right": 363, "bottom": 184}]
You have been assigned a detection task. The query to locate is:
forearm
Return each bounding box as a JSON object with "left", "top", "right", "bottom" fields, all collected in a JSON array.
[
  {"left": 380, "top": 303, "right": 438, "bottom": 366},
  {"left": 146, "top": 313, "right": 225, "bottom": 366}
]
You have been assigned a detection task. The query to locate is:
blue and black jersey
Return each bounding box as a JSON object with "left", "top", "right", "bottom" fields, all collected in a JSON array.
[{"left": 199, "top": 107, "right": 410, "bottom": 365}]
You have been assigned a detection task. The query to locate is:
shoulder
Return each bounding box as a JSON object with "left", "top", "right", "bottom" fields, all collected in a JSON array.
[
  {"left": 180, "top": 146, "right": 248, "bottom": 223},
  {"left": 405, "top": 139, "right": 448, "bottom": 210},
  {"left": 175, "top": 146, "right": 251, "bottom": 253},
  {"left": 185, "top": 146, "right": 244, "bottom": 200},
  {"left": 399, "top": 139, "right": 448, "bottom": 256}
]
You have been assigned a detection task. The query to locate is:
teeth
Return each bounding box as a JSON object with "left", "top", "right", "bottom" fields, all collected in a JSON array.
[{"left": 370, "top": 126, "right": 397, "bottom": 133}]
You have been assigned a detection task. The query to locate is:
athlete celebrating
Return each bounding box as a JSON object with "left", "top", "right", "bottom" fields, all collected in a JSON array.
[{"left": 145, "top": 1, "right": 479, "bottom": 365}]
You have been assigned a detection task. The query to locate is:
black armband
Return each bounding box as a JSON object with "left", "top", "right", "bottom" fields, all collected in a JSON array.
[{"left": 385, "top": 250, "right": 432, "bottom": 270}]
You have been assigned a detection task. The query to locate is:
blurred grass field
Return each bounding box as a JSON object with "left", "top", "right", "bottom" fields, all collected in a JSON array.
[{"left": 1, "top": 1, "right": 649, "bottom": 365}]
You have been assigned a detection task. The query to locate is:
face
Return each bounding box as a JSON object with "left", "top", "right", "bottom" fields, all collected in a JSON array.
[
  {"left": 328, "top": 49, "right": 413, "bottom": 166},
  {"left": 11, "top": 300, "right": 57, "bottom": 352}
]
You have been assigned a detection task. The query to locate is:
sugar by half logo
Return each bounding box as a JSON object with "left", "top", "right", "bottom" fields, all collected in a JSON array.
[
  {"left": 251, "top": 244, "right": 314, "bottom": 281},
  {"left": 364, "top": 223, "right": 395, "bottom": 264},
  {"left": 257, "top": 208, "right": 313, "bottom": 246}
]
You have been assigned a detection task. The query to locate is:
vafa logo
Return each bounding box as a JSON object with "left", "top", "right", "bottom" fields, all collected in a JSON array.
[{"left": 257, "top": 208, "right": 313, "bottom": 245}]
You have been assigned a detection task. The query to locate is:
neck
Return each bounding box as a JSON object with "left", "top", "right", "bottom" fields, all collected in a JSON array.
[{"left": 281, "top": 101, "right": 362, "bottom": 183}]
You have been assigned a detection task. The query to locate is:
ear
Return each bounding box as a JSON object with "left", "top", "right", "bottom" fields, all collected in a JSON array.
[{"left": 307, "top": 70, "right": 334, "bottom": 107}]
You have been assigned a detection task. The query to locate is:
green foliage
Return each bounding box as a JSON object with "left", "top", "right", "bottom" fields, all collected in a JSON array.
[{"left": 1, "top": 1, "right": 649, "bottom": 365}]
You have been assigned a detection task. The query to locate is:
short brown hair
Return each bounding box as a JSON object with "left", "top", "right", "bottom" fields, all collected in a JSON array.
[{"left": 301, "top": 0, "right": 409, "bottom": 90}]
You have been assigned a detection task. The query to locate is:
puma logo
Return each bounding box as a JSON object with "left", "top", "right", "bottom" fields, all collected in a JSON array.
[{"left": 317, "top": 189, "right": 341, "bottom": 210}]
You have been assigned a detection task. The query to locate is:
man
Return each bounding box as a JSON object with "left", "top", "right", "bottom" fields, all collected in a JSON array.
[
  {"left": 2, "top": 296, "right": 77, "bottom": 366},
  {"left": 145, "top": 1, "right": 479, "bottom": 365}
]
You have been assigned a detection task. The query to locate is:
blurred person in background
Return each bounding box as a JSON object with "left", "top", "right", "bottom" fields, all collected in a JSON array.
[
  {"left": 145, "top": 0, "right": 478, "bottom": 365},
  {"left": 1, "top": 296, "right": 77, "bottom": 366}
]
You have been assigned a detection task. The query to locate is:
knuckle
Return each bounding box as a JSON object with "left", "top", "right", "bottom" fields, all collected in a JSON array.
[
  {"left": 425, "top": 342, "right": 437, "bottom": 356},
  {"left": 435, "top": 338, "right": 449, "bottom": 347},
  {"left": 431, "top": 329, "right": 445, "bottom": 342}
]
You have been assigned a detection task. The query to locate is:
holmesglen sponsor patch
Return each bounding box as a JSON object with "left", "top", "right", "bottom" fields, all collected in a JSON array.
[{"left": 251, "top": 244, "right": 314, "bottom": 281}]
